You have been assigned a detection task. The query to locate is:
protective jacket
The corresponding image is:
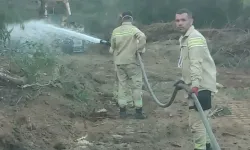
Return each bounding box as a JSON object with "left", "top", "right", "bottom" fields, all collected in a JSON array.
[
  {"left": 178, "top": 25, "right": 217, "bottom": 92},
  {"left": 109, "top": 22, "right": 146, "bottom": 65}
]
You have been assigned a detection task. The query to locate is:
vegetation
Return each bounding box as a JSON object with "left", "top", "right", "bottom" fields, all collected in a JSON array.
[
  {"left": 1, "top": 0, "right": 250, "bottom": 31},
  {"left": 0, "top": 1, "right": 249, "bottom": 149}
]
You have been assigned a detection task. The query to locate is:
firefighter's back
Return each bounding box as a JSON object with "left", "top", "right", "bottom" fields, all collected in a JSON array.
[{"left": 112, "top": 22, "right": 140, "bottom": 65}]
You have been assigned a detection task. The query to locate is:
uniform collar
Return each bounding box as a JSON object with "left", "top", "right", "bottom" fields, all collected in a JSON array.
[
  {"left": 184, "top": 25, "right": 195, "bottom": 37},
  {"left": 122, "top": 22, "right": 132, "bottom": 25},
  {"left": 179, "top": 25, "right": 195, "bottom": 41}
]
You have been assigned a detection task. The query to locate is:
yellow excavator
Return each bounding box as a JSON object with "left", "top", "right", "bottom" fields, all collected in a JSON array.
[
  {"left": 39, "top": 0, "right": 71, "bottom": 27},
  {"left": 39, "top": 0, "right": 89, "bottom": 54}
]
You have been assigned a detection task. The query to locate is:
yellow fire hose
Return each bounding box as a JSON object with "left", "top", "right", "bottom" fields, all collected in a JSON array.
[{"left": 137, "top": 52, "right": 221, "bottom": 150}]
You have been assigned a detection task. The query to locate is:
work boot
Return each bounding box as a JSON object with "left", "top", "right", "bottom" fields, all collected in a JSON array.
[
  {"left": 206, "top": 143, "right": 212, "bottom": 150},
  {"left": 119, "top": 107, "right": 127, "bottom": 119},
  {"left": 135, "top": 107, "right": 147, "bottom": 119}
]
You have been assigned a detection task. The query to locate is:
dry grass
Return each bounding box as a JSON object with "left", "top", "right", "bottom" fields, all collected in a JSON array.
[
  {"left": 140, "top": 22, "right": 180, "bottom": 42},
  {"left": 208, "top": 28, "right": 250, "bottom": 67}
]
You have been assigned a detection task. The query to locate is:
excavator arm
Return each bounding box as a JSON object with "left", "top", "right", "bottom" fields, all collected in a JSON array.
[
  {"left": 40, "top": 0, "right": 71, "bottom": 26},
  {"left": 52, "top": 0, "right": 71, "bottom": 16},
  {"left": 43, "top": 0, "right": 71, "bottom": 16}
]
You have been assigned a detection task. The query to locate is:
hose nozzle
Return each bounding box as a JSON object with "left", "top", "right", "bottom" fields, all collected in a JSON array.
[{"left": 100, "top": 40, "right": 111, "bottom": 46}]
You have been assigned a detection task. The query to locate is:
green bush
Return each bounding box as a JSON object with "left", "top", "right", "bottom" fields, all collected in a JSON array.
[
  {"left": 11, "top": 42, "right": 56, "bottom": 83},
  {"left": 1, "top": 0, "right": 249, "bottom": 33}
]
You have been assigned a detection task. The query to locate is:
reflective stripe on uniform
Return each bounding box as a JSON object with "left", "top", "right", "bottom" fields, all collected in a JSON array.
[
  {"left": 188, "top": 37, "right": 205, "bottom": 49},
  {"left": 193, "top": 132, "right": 207, "bottom": 149},
  {"left": 112, "top": 28, "right": 136, "bottom": 37},
  {"left": 194, "top": 143, "right": 206, "bottom": 150}
]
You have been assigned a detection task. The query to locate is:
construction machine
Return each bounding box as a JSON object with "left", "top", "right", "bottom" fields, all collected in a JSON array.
[
  {"left": 39, "top": 0, "right": 71, "bottom": 26},
  {"left": 39, "top": 0, "right": 90, "bottom": 54},
  {"left": 61, "top": 22, "right": 92, "bottom": 54}
]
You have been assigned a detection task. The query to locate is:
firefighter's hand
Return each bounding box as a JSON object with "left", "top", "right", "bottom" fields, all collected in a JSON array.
[
  {"left": 173, "top": 80, "right": 185, "bottom": 90},
  {"left": 137, "top": 52, "right": 144, "bottom": 57},
  {"left": 173, "top": 80, "right": 184, "bottom": 86},
  {"left": 191, "top": 87, "right": 199, "bottom": 96},
  {"left": 137, "top": 48, "right": 145, "bottom": 56},
  {"left": 109, "top": 47, "right": 114, "bottom": 54},
  {"left": 106, "top": 41, "right": 111, "bottom": 46}
]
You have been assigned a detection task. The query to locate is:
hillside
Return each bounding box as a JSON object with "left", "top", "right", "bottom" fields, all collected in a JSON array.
[{"left": 0, "top": 0, "right": 250, "bottom": 150}]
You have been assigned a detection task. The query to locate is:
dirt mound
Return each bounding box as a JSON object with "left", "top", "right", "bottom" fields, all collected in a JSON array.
[
  {"left": 215, "top": 32, "right": 250, "bottom": 55},
  {"left": 0, "top": 49, "right": 118, "bottom": 149},
  {"left": 140, "top": 22, "right": 180, "bottom": 42},
  {"left": 206, "top": 28, "right": 250, "bottom": 67},
  {"left": 139, "top": 22, "right": 233, "bottom": 42}
]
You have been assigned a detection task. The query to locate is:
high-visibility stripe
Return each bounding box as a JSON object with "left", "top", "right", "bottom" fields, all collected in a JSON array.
[
  {"left": 189, "top": 44, "right": 205, "bottom": 48},
  {"left": 194, "top": 134, "right": 206, "bottom": 149},
  {"left": 112, "top": 28, "right": 137, "bottom": 37},
  {"left": 112, "top": 31, "right": 134, "bottom": 36},
  {"left": 188, "top": 37, "right": 205, "bottom": 49},
  {"left": 195, "top": 143, "right": 205, "bottom": 149}
]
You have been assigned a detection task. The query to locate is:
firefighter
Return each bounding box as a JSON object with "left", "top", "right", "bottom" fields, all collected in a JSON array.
[
  {"left": 113, "top": 13, "right": 133, "bottom": 108},
  {"left": 112, "top": 14, "right": 123, "bottom": 105},
  {"left": 109, "top": 11, "right": 147, "bottom": 119},
  {"left": 174, "top": 8, "right": 217, "bottom": 150}
]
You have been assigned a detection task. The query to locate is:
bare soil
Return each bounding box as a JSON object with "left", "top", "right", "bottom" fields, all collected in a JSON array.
[{"left": 0, "top": 41, "right": 249, "bottom": 150}]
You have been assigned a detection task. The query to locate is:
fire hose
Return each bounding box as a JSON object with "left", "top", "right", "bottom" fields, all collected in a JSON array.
[
  {"left": 137, "top": 52, "right": 221, "bottom": 150},
  {"left": 99, "top": 40, "right": 221, "bottom": 150}
]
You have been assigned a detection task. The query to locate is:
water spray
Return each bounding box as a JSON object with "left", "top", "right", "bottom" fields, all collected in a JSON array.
[{"left": 8, "top": 20, "right": 109, "bottom": 45}]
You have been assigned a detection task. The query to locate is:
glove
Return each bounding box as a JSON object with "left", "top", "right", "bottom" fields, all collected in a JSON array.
[
  {"left": 173, "top": 80, "right": 185, "bottom": 90},
  {"left": 191, "top": 87, "right": 199, "bottom": 96},
  {"left": 109, "top": 47, "right": 114, "bottom": 54},
  {"left": 173, "top": 80, "right": 184, "bottom": 86},
  {"left": 138, "top": 47, "right": 146, "bottom": 53},
  {"left": 137, "top": 51, "right": 144, "bottom": 57}
]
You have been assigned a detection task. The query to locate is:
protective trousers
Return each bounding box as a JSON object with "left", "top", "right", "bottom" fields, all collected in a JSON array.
[
  {"left": 113, "top": 65, "right": 134, "bottom": 106},
  {"left": 116, "top": 63, "right": 143, "bottom": 108},
  {"left": 189, "top": 109, "right": 211, "bottom": 150},
  {"left": 113, "top": 65, "right": 118, "bottom": 101},
  {"left": 188, "top": 90, "right": 212, "bottom": 150}
]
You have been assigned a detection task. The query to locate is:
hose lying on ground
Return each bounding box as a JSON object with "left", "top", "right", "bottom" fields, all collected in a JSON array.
[
  {"left": 137, "top": 52, "right": 221, "bottom": 150},
  {"left": 137, "top": 52, "right": 180, "bottom": 108}
]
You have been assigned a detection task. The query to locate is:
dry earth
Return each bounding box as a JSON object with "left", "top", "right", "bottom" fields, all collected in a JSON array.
[{"left": 0, "top": 40, "right": 249, "bottom": 150}]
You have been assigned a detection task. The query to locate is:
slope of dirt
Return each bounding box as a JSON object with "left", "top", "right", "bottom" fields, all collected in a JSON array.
[{"left": 0, "top": 40, "right": 249, "bottom": 150}]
